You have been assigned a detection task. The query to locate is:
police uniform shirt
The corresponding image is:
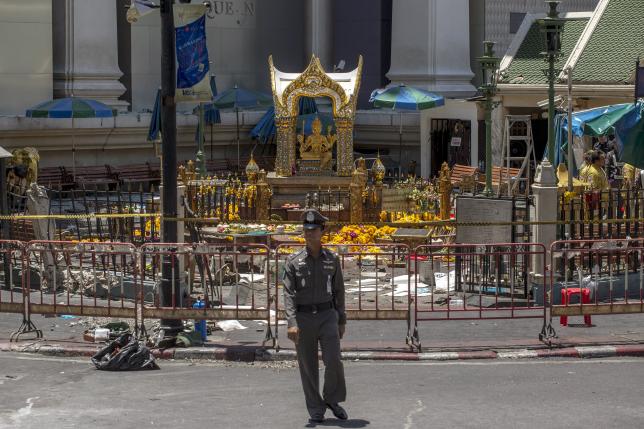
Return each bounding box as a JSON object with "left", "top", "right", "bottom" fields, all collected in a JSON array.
[{"left": 283, "top": 247, "right": 346, "bottom": 329}]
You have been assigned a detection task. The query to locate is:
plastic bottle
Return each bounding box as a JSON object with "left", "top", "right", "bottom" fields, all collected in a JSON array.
[{"left": 193, "top": 297, "right": 207, "bottom": 342}]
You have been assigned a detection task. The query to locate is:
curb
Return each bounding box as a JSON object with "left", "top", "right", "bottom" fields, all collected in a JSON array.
[{"left": 3, "top": 341, "right": 644, "bottom": 362}]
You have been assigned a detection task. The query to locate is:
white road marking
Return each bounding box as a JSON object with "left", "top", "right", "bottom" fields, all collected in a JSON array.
[
  {"left": 9, "top": 397, "right": 39, "bottom": 426},
  {"left": 403, "top": 399, "right": 425, "bottom": 429},
  {"left": 0, "top": 353, "right": 88, "bottom": 364},
  {"left": 347, "top": 358, "right": 644, "bottom": 367}
]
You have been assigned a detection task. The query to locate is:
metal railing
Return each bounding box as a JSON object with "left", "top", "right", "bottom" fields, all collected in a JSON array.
[
  {"left": 3, "top": 238, "right": 644, "bottom": 350},
  {"left": 410, "top": 243, "right": 547, "bottom": 351},
  {"left": 558, "top": 188, "right": 644, "bottom": 240},
  {"left": 543, "top": 238, "right": 644, "bottom": 344}
]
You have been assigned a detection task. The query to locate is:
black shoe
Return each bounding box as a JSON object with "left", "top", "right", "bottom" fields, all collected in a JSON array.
[
  {"left": 308, "top": 414, "right": 325, "bottom": 424},
  {"left": 326, "top": 403, "right": 348, "bottom": 420}
]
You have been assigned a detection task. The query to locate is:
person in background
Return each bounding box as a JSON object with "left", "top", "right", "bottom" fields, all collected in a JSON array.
[
  {"left": 594, "top": 135, "right": 610, "bottom": 154},
  {"left": 622, "top": 163, "right": 641, "bottom": 189},
  {"left": 607, "top": 134, "right": 618, "bottom": 152},
  {"left": 604, "top": 136, "right": 619, "bottom": 186},
  {"left": 581, "top": 150, "right": 609, "bottom": 192},
  {"left": 578, "top": 149, "right": 594, "bottom": 180},
  {"left": 581, "top": 150, "right": 609, "bottom": 213}
]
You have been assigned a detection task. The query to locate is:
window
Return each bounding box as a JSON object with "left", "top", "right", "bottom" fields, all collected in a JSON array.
[{"left": 510, "top": 12, "right": 527, "bottom": 34}]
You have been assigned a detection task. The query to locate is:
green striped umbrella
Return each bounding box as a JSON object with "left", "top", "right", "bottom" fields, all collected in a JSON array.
[
  {"left": 370, "top": 84, "right": 445, "bottom": 170},
  {"left": 26, "top": 97, "right": 118, "bottom": 177},
  {"left": 26, "top": 97, "right": 117, "bottom": 118}
]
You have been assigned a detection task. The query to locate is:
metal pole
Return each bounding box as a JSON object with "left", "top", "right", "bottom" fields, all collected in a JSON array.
[
  {"left": 547, "top": 53, "right": 556, "bottom": 162},
  {"left": 636, "top": 57, "right": 641, "bottom": 105},
  {"left": 159, "top": 0, "right": 182, "bottom": 338},
  {"left": 72, "top": 105, "right": 76, "bottom": 180},
  {"left": 196, "top": 102, "right": 206, "bottom": 177},
  {"left": 236, "top": 107, "right": 240, "bottom": 167},
  {"left": 0, "top": 158, "right": 9, "bottom": 291},
  {"left": 567, "top": 67, "right": 574, "bottom": 192},
  {"left": 478, "top": 41, "right": 499, "bottom": 197},
  {"left": 0, "top": 159, "right": 7, "bottom": 235},
  {"left": 398, "top": 112, "right": 403, "bottom": 174},
  {"left": 484, "top": 99, "right": 493, "bottom": 196}
]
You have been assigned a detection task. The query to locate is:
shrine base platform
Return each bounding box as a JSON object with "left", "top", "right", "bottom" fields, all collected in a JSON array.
[{"left": 266, "top": 172, "right": 352, "bottom": 218}]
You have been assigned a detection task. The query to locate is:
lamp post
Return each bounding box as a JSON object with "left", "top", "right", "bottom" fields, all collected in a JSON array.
[
  {"left": 477, "top": 41, "right": 500, "bottom": 196},
  {"left": 159, "top": 0, "right": 189, "bottom": 339},
  {"left": 539, "top": 1, "right": 565, "bottom": 163}
]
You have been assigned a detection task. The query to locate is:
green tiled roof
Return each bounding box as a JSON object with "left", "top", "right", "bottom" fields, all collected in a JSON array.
[
  {"left": 573, "top": 0, "right": 644, "bottom": 84},
  {"left": 499, "top": 18, "right": 589, "bottom": 85}
]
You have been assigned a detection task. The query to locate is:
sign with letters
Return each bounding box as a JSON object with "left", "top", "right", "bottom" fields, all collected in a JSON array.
[
  {"left": 207, "top": 0, "right": 256, "bottom": 28},
  {"left": 455, "top": 197, "right": 513, "bottom": 244}
]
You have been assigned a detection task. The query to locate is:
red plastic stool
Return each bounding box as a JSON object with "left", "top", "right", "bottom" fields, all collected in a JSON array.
[{"left": 560, "top": 288, "right": 592, "bottom": 326}]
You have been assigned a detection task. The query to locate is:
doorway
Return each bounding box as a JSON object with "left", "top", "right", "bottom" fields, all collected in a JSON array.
[{"left": 430, "top": 119, "right": 471, "bottom": 176}]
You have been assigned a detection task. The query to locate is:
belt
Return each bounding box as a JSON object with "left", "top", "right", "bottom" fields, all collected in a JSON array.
[{"left": 297, "top": 301, "right": 334, "bottom": 314}]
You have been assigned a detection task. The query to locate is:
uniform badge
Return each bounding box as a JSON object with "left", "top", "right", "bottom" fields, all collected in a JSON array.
[{"left": 306, "top": 212, "right": 315, "bottom": 223}]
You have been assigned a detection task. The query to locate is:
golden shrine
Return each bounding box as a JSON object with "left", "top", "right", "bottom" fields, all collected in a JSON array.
[
  {"left": 233, "top": 56, "right": 452, "bottom": 224},
  {"left": 262, "top": 55, "right": 364, "bottom": 217},
  {"left": 269, "top": 54, "right": 362, "bottom": 177}
]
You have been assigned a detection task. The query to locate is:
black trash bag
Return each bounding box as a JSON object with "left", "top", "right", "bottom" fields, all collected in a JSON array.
[{"left": 91, "top": 333, "right": 160, "bottom": 371}]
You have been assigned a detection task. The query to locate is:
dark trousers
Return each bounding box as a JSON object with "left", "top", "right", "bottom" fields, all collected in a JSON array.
[{"left": 295, "top": 309, "right": 346, "bottom": 418}]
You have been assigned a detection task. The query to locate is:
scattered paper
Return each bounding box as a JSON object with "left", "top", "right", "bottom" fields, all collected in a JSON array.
[
  {"left": 346, "top": 287, "right": 378, "bottom": 293},
  {"left": 349, "top": 278, "right": 379, "bottom": 286},
  {"left": 361, "top": 272, "right": 387, "bottom": 279},
  {"left": 239, "top": 273, "right": 265, "bottom": 283},
  {"left": 215, "top": 320, "right": 247, "bottom": 331},
  {"left": 433, "top": 271, "right": 456, "bottom": 292}
]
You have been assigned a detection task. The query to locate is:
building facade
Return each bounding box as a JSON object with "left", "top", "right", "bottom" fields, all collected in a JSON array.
[{"left": 2, "top": 0, "right": 637, "bottom": 178}]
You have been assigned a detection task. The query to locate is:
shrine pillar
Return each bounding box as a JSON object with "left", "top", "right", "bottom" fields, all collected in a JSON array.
[
  {"left": 275, "top": 117, "right": 297, "bottom": 177},
  {"left": 335, "top": 118, "right": 354, "bottom": 177},
  {"left": 255, "top": 170, "right": 272, "bottom": 221}
]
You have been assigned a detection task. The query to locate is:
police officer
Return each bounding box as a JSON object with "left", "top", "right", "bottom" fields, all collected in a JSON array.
[{"left": 283, "top": 209, "right": 348, "bottom": 423}]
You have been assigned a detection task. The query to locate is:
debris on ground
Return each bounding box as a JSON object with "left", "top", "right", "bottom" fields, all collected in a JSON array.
[
  {"left": 175, "top": 330, "right": 204, "bottom": 347},
  {"left": 215, "top": 320, "right": 247, "bottom": 332},
  {"left": 91, "top": 333, "right": 159, "bottom": 371}
]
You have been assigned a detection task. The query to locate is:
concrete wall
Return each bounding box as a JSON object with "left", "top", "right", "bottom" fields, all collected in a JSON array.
[
  {"left": 129, "top": 0, "right": 306, "bottom": 113},
  {"left": 469, "top": 0, "right": 486, "bottom": 89},
  {"left": 0, "top": 1, "right": 52, "bottom": 116},
  {"left": 0, "top": 110, "right": 416, "bottom": 169},
  {"left": 333, "top": 0, "right": 392, "bottom": 109}
]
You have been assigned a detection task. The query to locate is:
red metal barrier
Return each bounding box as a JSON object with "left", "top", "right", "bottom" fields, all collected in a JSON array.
[
  {"left": 139, "top": 243, "right": 274, "bottom": 345},
  {"left": 274, "top": 243, "right": 412, "bottom": 350},
  {"left": 411, "top": 243, "right": 547, "bottom": 351},
  {"left": 543, "top": 239, "right": 644, "bottom": 343},
  {"left": 0, "top": 240, "right": 25, "bottom": 315},
  {"left": 0, "top": 241, "right": 36, "bottom": 341},
  {"left": 24, "top": 240, "right": 139, "bottom": 325}
]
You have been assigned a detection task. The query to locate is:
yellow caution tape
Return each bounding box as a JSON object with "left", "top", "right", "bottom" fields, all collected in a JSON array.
[
  {"left": 4, "top": 213, "right": 644, "bottom": 228},
  {"left": 1, "top": 213, "right": 162, "bottom": 220}
]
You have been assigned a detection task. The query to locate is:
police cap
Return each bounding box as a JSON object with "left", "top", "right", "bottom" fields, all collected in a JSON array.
[{"left": 301, "top": 209, "right": 328, "bottom": 230}]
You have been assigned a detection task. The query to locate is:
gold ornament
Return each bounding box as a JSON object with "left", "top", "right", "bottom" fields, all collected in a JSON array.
[
  {"left": 372, "top": 154, "right": 386, "bottom": 184},
  {"left": 245, "top": 154, "right": 260, "bottom": 183}
]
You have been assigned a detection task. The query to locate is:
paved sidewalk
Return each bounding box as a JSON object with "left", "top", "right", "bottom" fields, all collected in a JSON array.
[{"left": 2, "top": 310, "right": 644, "bottom": 362}]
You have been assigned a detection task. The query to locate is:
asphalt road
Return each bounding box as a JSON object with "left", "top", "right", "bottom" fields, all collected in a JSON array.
[{"left": 1, "top": 353, "right": 643, "bottom": 429}]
